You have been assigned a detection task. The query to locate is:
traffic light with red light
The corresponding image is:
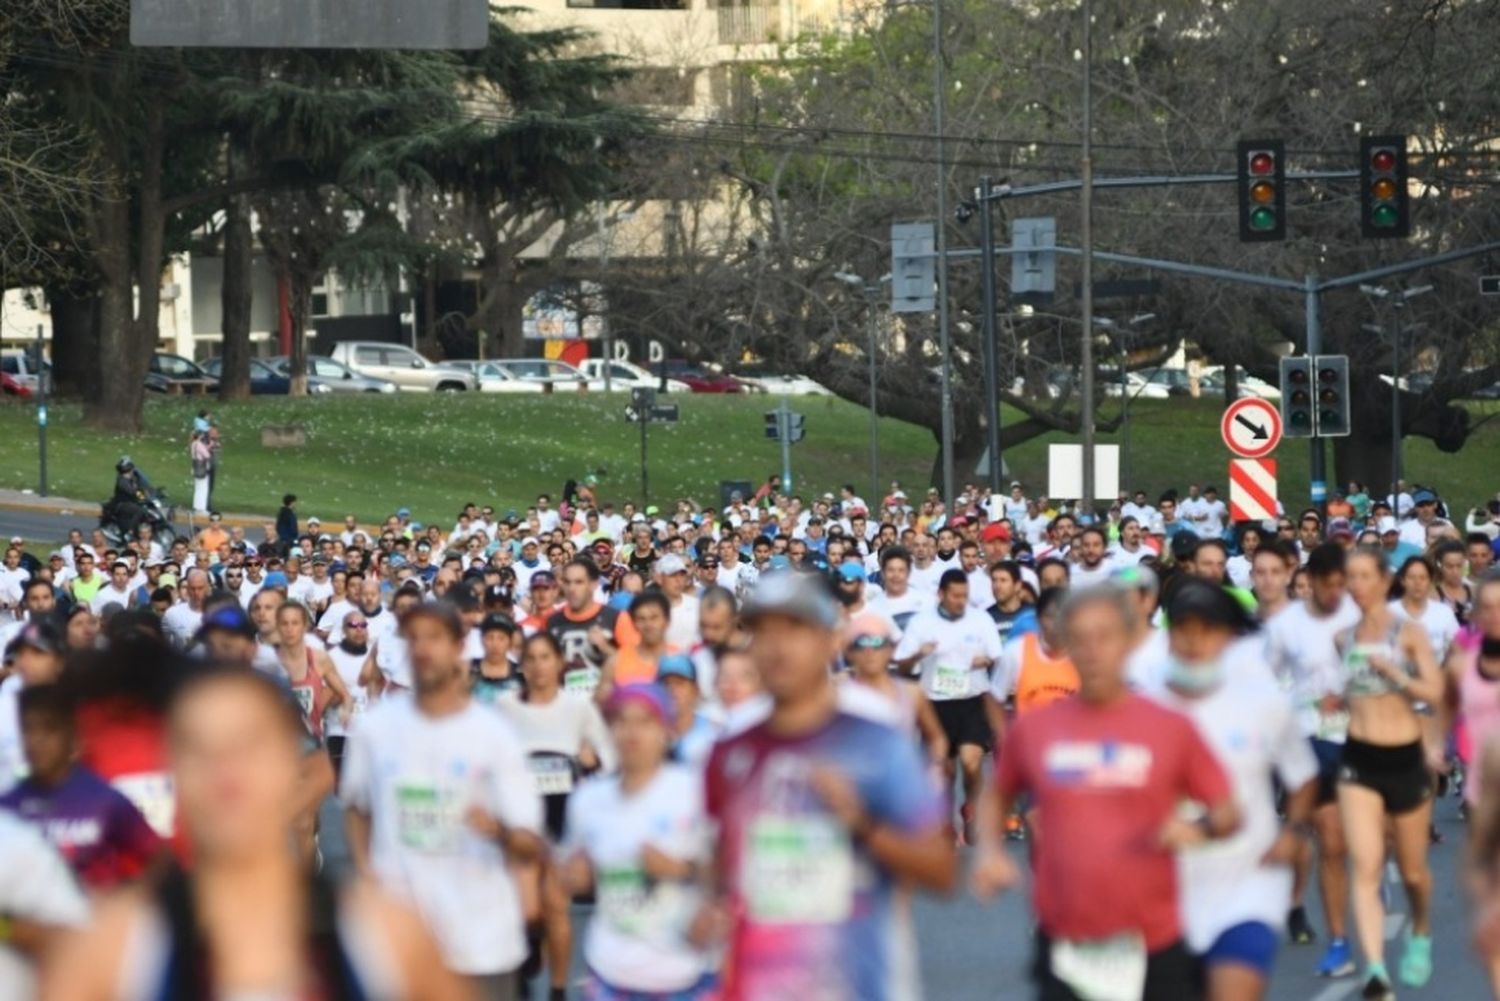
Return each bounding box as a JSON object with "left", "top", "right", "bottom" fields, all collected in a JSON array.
[
  {"left": 1237, "top": 139, "right": 1286, "bottom": 242},
  {"left": 1360, "top": 136, "right": 1410, "bottom": 239},
  {"left": 1315, "top": 355, "right": 1351, "bottom": 437},
  {"left": 1280, "top": 356, "right": 1314, "bottom": 438}
]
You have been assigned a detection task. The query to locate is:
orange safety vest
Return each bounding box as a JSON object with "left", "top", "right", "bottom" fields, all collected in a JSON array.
[{"left": 1014, "top": 633, "right": 1080, "bottom": 714}]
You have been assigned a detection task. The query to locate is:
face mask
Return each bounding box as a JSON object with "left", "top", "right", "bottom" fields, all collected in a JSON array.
[
  {"left": 1482, "top": 636, "right": 1500, "bottom": 660},
  {"left": 1165, "top": 654, "right": 1225, "bottom": 694}
]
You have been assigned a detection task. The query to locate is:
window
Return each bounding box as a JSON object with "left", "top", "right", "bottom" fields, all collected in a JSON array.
[
  {"left": 0, "top": 357, "right": 17, "bottom": 375},
  {"left": 355, "top": 346, "right": 384, "bottom": 365},
  {"left": 610, "top": 364, "right": 635, "bottom": 380},
  {"left": 156, "top": 354, "right": 199, "bottom": 378}
]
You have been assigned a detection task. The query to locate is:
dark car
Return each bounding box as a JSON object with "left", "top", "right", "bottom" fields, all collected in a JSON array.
[
  {"left": 200, "top": 358, "right": 331, "bottom": 395},
  {"left": 662, "top": 359, "right": 745, "bottom": 394},
  {"left": 145, "top": 352, "right": 218, "bottom": 394}
]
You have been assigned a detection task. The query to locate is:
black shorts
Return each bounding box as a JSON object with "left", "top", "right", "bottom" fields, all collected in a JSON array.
[
  {"left": 1033, "top": 931, "right": 1201, "bottom": 1001},
  {"left": 1338, "top": 738, "right": 1431, "bottom": 815},
  {"left": 933, "top": 696, "right": 991, "bottom": 754}
]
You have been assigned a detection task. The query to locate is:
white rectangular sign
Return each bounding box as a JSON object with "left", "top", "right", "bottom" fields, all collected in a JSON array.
[{"left": 1047, "top": 444, "right": 1120, "bottom": 502}]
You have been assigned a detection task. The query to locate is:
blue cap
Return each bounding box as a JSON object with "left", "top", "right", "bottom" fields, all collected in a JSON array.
[
  {"left": 1412, "top": 488, "right": 1437, "bottom": 505},
  {"left": 397, "top": 507, "right": 411, "bottom": 518},
  {"left": 837, "top": 561, "right": 865, "bottom": 582},
  {"left": 262, "top": 571, "right": 289, "bottom": 591},
  {"left": 769, "top": 554, "right": 792, "bottom": 570},
  {"left": 607, "top": 591, "right": 634, "bottom": 612},
  {"left": 655, "top": 654, "right": 697, "bottom": 683},
  {"left": 604, "top": 683, "right": 672, "bottom": 725}
]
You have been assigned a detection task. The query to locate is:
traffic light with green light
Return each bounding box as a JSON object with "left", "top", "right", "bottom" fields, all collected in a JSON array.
[
  {"left": 1360, "top": 136, "right": 1410, "bottom": 239},
  {"left": 1238, "top": 140, "right": 1286, "bottom": 242},
  {"left": 1280, "top": 356, "right": 1314, "bottom": 438}
]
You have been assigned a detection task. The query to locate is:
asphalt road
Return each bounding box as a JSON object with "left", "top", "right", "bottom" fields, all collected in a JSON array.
[{"left": 316, "top": 785, "right": 1491, "bottom": 1000}]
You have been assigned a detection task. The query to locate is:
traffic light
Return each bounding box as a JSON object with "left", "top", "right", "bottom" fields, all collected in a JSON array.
[
  {"left": 786, "top": 413, "right": 806, "bottom": 443},
  {"left": 890, "top": 222, "right": 936, "bottom": 313},
  {"left": 764, "top": 411, "right": 783, "bottom": 440},
  {"left": 1359, "top": 136, "right": 1409, "bottom": 239},
  {"left": 1237, "top": 139, "right": 1286, "bottom": 242},
  {"left": 1279, "top": 356, "right": 1314, "bottom": 438},
  {"left": 1314, "top": 355, "right": 1351, "bottom": 437}
]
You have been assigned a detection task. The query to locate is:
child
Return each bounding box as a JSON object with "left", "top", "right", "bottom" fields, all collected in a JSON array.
[{"left": 0, "top": 685, "right": 162, "bottom": 890}]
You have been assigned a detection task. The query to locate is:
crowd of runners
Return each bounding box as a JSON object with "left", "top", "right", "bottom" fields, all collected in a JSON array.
[{"left": 1, "top": 471, "right": 1500, "bottom": 1000}]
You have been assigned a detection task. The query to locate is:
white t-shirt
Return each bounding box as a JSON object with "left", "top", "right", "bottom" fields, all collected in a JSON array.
[
  {"left": 1069, "top": 560, "right": 1114, "bottom": 589},
  {"left": 496, "top": 692, "right": 618, "bottom": 773},
  {"left": 664, "top": 594, "right": 701, "bottom": 651},
  {"left": 866, "top": 588, "right": 929, "bottom": 634},
  {"left": 90, "top": 583, "right": 136, "bottom": 614},
  {"left": 563, "top": 766, "right": 709, "bottom": 992},
  {"left": 302, "top": 578, "right": 335, "bottom": 611},
  {"left": 0, "top": 676, "right": 23, "bottom": 795},
  {"left": 0, "top": 812, "right": 89, "bottom": 1001},
  {"left": 1387, "top": 598, "right": 1459, "bottom": 664},
  {"left": 1148, "top": 673, "right": 1318, "bottom": 952},
  {"left": 285, "top": 575, "right": 317, "bottom": 607},
  {"left": 1124, "top": 628, "right": 1170, "bottom": 692},
  {"left": 908, "top": 561, "right": 943, "bottom": 598},
  {"left": 1179, "top": 496, "right": 1210, "bottom": 531},
  {"left": 1225, "top": 554, "right": 1252, "bottom": 589},
  {"left": 966, "top": 567, "right": 993, "bottom": 609},
  {"left": 1023, "top": 515, "right": 1051, "bottom": 547},
  {"left": 1199, "top": 499, "right": 1228, "bottom": 539},
  {"left": 894, "top": 606, "right": 1003, "bottom": 701},
  {"left": 319, "top": 598, "right": 360, "bottom": 643},
  {"left": 1264, "top": 597, "right": 1361, "bottom": 741},
  {"left": 324, "top": 645, "right": 371, "bottom": 739},
  {"left": 339, "top": 697, "right": 543, "bottom": 975},
  {"left": 160, "top": 602, "right": 204, "bottom": 649},
  {"left": 374, "top": 632, "right": 413, "bottom": 690}
]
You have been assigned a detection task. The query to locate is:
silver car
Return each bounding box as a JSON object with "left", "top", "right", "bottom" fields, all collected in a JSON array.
[
  {"left": 435, "top": 361, "right": 546, "bottom": 394},
  {"left": 268, "top": 355, "right": 398, "bottom": 394}
]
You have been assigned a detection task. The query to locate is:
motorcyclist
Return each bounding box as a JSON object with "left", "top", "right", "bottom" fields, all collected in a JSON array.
[{"left": 111, "top": 457, "right": 149, "bottom": 540}]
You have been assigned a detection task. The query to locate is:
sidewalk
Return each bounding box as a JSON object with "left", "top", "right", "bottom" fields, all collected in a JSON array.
[{"left": 0, "top": 488, "right": 267, "bottom": 530}]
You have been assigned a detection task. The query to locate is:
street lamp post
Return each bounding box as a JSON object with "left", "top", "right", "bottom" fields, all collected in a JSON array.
[
  {"left": 1078, "top": 0, "right": 1096, "bottom": 519},
  {"left": 1361, "top": 283, "right": 1432, "bottom": 508},
  {"left": 932, "top": 0, "right": 955, "bottom": 511},
  {"left": 836, "top": 272, "right": 890, "bottom": 505}
]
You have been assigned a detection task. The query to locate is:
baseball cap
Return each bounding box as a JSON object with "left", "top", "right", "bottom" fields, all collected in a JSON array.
[
  {"left": 1328, "top": 517, "right": 1355, "bottom": 540},
  {"left": 696, "top": 552, "right": 719, "bottom": 569},
  {"left": 307, "top": 516, "right": 321, "bottom": 525},
  {"left": 742, "top": 571, "right": 841, "bottom": 630},
  {"left": 159, "top": 573, "right": 179, "bottom": 589},
  {"left": 529, "top": 570, "right": 558, "bottom": 589},
  {"left": 521, "top": 537, "right": 539, "bottom": 548},
  {"left": 656, "top": 654, "right": 697, "bottom": 683},
  {"left": 196, "top": 604, "right": 257, "bottom": 642},
  {"left": 655, "top": 554, "right": 688, "bottom": 576},
  {"left": 9, "top": 535, "right": 23, "bottom": 545},
  {"left": 485, "top": 584, "right": 515, "bottom": 607},
  {"left": 1413, "top": 488, "right": 1438, "bottom": 505},
  {"left": 1165, "top": 577, "right": 1254, "bottom": 635},
  {"left": 6, "top": 621, "right": 60, "bottom": 659},
  {"left": 836, "top": 561, "right": 866, "bottom": 582},
  {"left": 1112, "top": 563, "right": 1159, "bottom": 596},
  {"left": 480, "top": 612, "right": 517, "bottom": 635},
  {"left": 262, "top": 571, "right": 289, "bottom": 590},
  {"left": 846, "top": 612, "right": 896, "bottom": 646},
  {"left": 981, "top": 523, "right": 1011, "bottom": 543},
  {"left": 1378, "top": 516, "right": 1400, "bottom": 535},
  {"left": 604, "top": 683, "right": 672, "bottom": 725},
  {"left": 591, "top": 539, "right": 613, "bottom": 554},
  {"left": 397, "top": 507, "right": 411, "bottom": 518}
]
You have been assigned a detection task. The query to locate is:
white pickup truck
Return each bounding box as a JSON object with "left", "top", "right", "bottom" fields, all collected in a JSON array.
[{"left": 576, "top": 358, "right": 692, "bottom": 393}]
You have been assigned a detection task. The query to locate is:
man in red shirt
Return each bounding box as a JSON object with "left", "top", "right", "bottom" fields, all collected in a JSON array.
[{"left": 973, "top": 586, "right": 1241, "bottom": 1001}]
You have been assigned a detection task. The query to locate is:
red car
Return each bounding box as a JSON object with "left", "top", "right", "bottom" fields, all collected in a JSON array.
[
  {"left": 1, "top": 373, "right": 31, "bottom": 399},
  {"left": 662, "top": 360, "right": 746, "bottom": 394}
]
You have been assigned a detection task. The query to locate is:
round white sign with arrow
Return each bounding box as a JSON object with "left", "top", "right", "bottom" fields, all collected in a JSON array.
[{"left": 1220, "top": 397, "right": 1282, "bottom": 459}]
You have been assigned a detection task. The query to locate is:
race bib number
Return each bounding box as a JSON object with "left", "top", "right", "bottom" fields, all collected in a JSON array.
[
  {"left": 529, "top": 756, "right": 575, "bottom": 796},
  {"left": 564, "top": 667, "right": 601, "bottom": 696},
  {"left": 597, "top": 865, "right": 653, "bottom": 936},
  {"left": 1051, "top": 933, "right": 1147, "bottom": 1001},
  {"left": 1316, "top": 710, "right": 1350, "bottom": 742},
  {"left": 113, "top": 772, "right": 176, "bottom": 838},
  {"left": 744, "top": 817, "right": 853, "bottom": 924},
  {"left": 394, "top": 782, "right": 461, "bottom": 854},
  {"left": 932, "top": 662, "right": 969, "bottom": 699},
  {"left": 292, "top": 684, "right": 316, "bottom": 719}
]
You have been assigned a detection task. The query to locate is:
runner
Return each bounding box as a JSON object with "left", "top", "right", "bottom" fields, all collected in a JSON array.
[
  {"left": 841, "top": 612, "right": 947, "bottom": 762},
  {"left": 1265, "top": 542, "right": 1362, "bottom": 977},
  {"left": 655, "top": 654, "right": 717, "bottom": 767},
  {"left": 604, "top": 590, "right": 677, "bottom": 694},
  {"left": 1145, "top": 578, "right": 1319, "bottom": 1001},
  {"left": 1336, "top": 548, "right": 1445, "bottom": 999},
  {"left": 868, "top": 545, "right": 929, "bottom": 632},
  {"left": 472, "top": 612, "right": 525, "bottom": 705},
  {"left": 325, "top": 608, "right": 374, "bottom": 772},
  {"left": 275, "top": 602, "right": 353, "bottom": 745},
  {"left": 702, "top": 571, "right": 955, "bottom": 1000},
  {"left": 987, "top": 560, "right": 1039, "bottom": 647},
  {"left": 988, "top": 586, "right": 1079, "bottom": 733},
  {"left": 342, "top": 603, "right": 546, "bottom": 1000},
  {"left": 48, "top": 664, "right": 469, "bottom": 1001},
  {"left": 498, "top": 631, "right": 617, "bottom": 1001},
  {"left": 559, "top": 683, "right": 713, "bottom": 999},
  {"left": 1389, "top": 555, "right": 1461, "bottom": 667},
  {"left": 547, "top": 558, "right": 640, "bottom": 698},
  {"left": 972, "top": 585, "right": 1240, "bottom": 1001},
  {"left": 894, "top": 569, "right": 1002, "bottom": 843}
]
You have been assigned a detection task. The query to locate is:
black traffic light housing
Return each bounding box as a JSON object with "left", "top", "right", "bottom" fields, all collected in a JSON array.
[
  {"left": 1360, "top": 136, "right": 1410, "bottom": 239},
  {"left": 1237, "top": 139, "right": 1286, "bottom": 242},
  {"left": 764, "top": 411, "right": 782, "bottom": 440},
  {"left": 1315, "top": 356, "right": 1352, "bottom": 437},
  {"left": 1279, "top": 356, "right": 1314, "bottom": 438}
]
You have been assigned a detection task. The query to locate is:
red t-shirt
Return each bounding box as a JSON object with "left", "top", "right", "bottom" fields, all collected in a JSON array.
[{"left": 995, "top": 693, "right": 1230, "bottom": 951}]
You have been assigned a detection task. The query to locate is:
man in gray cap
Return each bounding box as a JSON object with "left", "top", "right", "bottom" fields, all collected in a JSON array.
[{"left": 700, "top": 572, "right": 955, "bottom": 1000}]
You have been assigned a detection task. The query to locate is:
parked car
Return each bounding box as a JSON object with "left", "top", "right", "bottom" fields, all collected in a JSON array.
[
  {"left": 0, "top": 351, "right": 49, "bottom": 395},
  {"left": 1, "top": 372, "right": 31, "bottom": 399},
  {"left": 435, "top": 361, "right": 546, "bottom": 394},
  {"left": 733, "top": 366, "right": 829, "bottom": 396},
  {"left": 661, "top": 360, "right": 745, "bottom": 394},
  {"left": 268, "top": 355, "right": 398, "bottom": 394},
  {"left": 201, "top": 358, "right": 332, "bottom": 395},
  {"left": 1200, "top": 365, "right": 1282, "bottom": 401},
  {"left": 328, "top": 341, "right": 475, "bottom": 391},
  {"left": 1102, "top": 372, "right": 1171, "bottom": 399},
  {"left": 146, "top": 352, "right": 217, "bottom": 394},
  {"left": 487, "top": 359, "right": 591, "bottom": 390},
  {"left": 576, "top": 358, "right": 693, "bottom": 393}
]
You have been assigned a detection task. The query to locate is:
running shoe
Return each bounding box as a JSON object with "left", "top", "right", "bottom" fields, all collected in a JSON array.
[
  {"left": 1398, "top": 933, "right": 1432, "bottom": 988},
  {"left": 1005, "top": 813, "right": 1026, "bottom": 842},
  {"left": 1317, "top": 938, "right": 1355, "bottom": 978},
  {"left": 1287, "top": 906, "right": 1317, "bottom": 946},
  {"left": 1360, "top": 972, "right": 1395, "bottom": 1000}
]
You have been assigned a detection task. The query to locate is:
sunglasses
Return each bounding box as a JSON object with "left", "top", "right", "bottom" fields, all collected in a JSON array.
[
  {"left": 346, "top": 620, "right": 368, "bottom": 629},
  {"left": 848, "top": 634, "right": 891, "bottom": 650}
]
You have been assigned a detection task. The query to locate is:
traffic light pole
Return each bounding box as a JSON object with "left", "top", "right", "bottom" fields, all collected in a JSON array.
[
  {"left": 640, "top": 401, "right": 649, "bottom": 507},
  {"left": 778, "top": 398, "right": 793, "bottom": 492},
  {"left": 1304, "top": 273, "right": 1327, "bottom": 516},
  {"left": 978, "top": 176, "right": 1002, "bottom": 494}
]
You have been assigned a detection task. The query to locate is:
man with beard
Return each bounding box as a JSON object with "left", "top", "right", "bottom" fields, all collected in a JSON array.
[
  {"left": 1109, "top": 515, "right": 1150, "bottom": 569},
  {"left": 1069, "top": 526, "right": 1114, "bottom": 588},
  {"left": 325, "top": 609, "right": 373, "bottom": 774},
  {"left": 546, "top": 558, "right": 639, "bottom": 698}
]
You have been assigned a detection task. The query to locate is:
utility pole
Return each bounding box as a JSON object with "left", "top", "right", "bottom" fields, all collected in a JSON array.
[
  {"left": 1361, "top": 282, "right": 1432, "bottom": 506},
  {"left": 779, "top": 398, "right": 793, "bottom": 491},
  {"left": 596, "top": 200, "right": 612, "bottom": 392},
  {"left": 978, "top": 175, "right": 1001, "bottom": 493},
  {"left": 1078, "top": 0, "right": 1096, "bottom": 519},
  {"left": 932, "top": 0, "right": 955, "bottom": 510},
  {"left": 639, "top": 399, "right": 648, "bottom": 505},
  {"left": 35, "top": 324, "right": 47, "bottom": 498},
  {"left": 1304, "top": 273, "right": 1326, "bottom": 515}
]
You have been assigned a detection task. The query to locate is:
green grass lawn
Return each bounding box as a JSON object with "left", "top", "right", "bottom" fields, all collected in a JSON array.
[{"left": 0, "top": 391, "right": 1492, "bottom": 525}]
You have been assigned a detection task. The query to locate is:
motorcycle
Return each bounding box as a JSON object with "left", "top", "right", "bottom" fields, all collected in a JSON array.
[{"left": 100, "top": 487, "right": 179, "bottom": 549}]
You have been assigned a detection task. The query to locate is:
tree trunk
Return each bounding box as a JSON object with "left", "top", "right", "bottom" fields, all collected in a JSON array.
[
  {"left": 85, "top": 186, "right": 139, "bottom": 430},
  {"left": 47, "top": 287, "right": 99, "bottom": 399},
  {"left": 217, "top": 186, "right": 254, "bottom": 402},
  {"left": 1332, "top": 429, "right": 1393, "bottom": 500},
  {"left": 287, "top": 270, "right": 312, "bottom": 396}
]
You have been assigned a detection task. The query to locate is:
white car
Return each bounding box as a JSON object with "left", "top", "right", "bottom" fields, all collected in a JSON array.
[
  {"left": 576, "top": 358, "right": 693, "bottom": 393},
  {"left": 734, "top": 368, "right": 829, "bottom": 396},
  {"left": 488, "top": 359, "right": 593, "bottom": 390},
  {"left": 1201, "top": 366, "right": 1283, "bottom": 401},
  {"left": 436, "top": 361, "right": 547, "bottom": 394},
  {"left": 1102, "top": 372, "right": 1171, "bottom": 399}
]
